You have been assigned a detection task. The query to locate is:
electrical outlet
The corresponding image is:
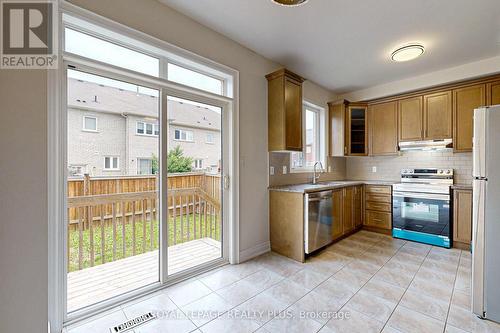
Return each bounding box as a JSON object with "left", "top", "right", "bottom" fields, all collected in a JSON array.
[
  {"left": 328, "top": 166, "right": 332, "bottom": 172},
  {"left": 282, "top": 166, "right": 287, "bottom": 174},
  {"left": 372, "top": 166, "right": 377, "bottom": 173},
  {"left": 270, "top": 166, "right": 275, "bottom": 175}
]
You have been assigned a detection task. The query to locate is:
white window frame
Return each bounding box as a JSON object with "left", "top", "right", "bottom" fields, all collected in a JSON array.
[
  {"left": 206, "top": 132, "right": 215, "bottom": 144},
  {"left": 290, "top": 101, "right": 326, "bottom": 173},
  {"left": 103, "top": 156, "right": 120, "bottom": 170},
  {"left": 136, "top": 121, "right": 159, "bottom": 136},
  {"left": 174, "top": 128, "right": 194, "bottom": 142},
  {"left": 137, "top": 157, "right": 153, "bottom": 175},
  {"left": 82, "top": 115, "right": 98, "bottom": 132},
  {"left": 193, "top": 159, "right": 203, "bottom": 170},
  {"left": 48, "top": 3, "right": 240, "bottom": 330}
]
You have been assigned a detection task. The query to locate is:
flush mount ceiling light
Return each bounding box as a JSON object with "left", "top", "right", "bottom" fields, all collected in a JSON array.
[
  {"left": 272, "top": 0, "right": 309, "bottom": 6},
  {"left": 391, "top": 44, "right": 425, "bottom": 62}
]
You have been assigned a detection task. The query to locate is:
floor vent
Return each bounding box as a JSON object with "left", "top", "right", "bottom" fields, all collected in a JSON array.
[{"left": 110, "top": 312, "right": 156, "bottom": 333}]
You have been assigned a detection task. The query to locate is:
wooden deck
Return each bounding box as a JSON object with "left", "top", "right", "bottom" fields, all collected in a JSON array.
[{"left": 67, "top": 238, "right": 221, "bottom": 312}]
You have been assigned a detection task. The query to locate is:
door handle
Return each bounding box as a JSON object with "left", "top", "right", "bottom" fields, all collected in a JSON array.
[{"left": 223, "top": 175, "right": 230, "bottom": 190}]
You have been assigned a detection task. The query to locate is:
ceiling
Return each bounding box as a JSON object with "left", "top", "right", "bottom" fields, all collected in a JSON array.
[{"left": 159, "top": 0, "right": 500, "bottom": 94}]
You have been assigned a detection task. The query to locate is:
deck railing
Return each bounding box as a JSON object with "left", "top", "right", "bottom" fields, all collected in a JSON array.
[{"left": 67, "top": 172, "right": 221, "bottom": 272}]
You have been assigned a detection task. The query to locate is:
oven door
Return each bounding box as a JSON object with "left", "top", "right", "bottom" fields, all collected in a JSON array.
[{"left": 393, "top": 191, "right": 451, "bottom": 238}]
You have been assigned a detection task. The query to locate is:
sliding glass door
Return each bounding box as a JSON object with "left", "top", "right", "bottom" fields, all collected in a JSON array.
[
  {"left": 66, "top": 69, "right": 161, "bottom": 312},
  {"left": 165, "top": 95, "right": 225, "bottom": 276}
]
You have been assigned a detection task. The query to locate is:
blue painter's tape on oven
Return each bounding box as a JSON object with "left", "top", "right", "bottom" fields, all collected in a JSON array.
[{"left": 392, "top": 228, "right": 451, "bottom": 248}]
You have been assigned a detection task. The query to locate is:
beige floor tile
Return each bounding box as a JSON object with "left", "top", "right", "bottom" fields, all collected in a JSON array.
[
  {"left": 331, "top": 267, "right": 371, "bottom": 292},
  {"left": 198, "top": 312, "right": 260, "bottom": 333},
  {"left": 392, "top": 252, "right": 426, "bottom": 265},
  {"left": 242, "top": 268, "right": 284, "bottom": 292},
  {"left": 399, "top": 289, "right": 450, "bottom": 321},
  {"left": 445, "top": 304, "right": 500, "bottom": 332},
  {"left": 305, "top": 252, "right": 349, "bottom": 276},
  {"left": 415, "top": 266, "right": 456, "bottom": 286},
  {"left": 384, "top": 257, "right": 420, "bottom": 275},
  {"left": 387, "top": 306, "right": 445, "bottom": 333},
  {"left": 235, "top": 292, "right": 288, "bottom": 324},
  {"left": 216, "top": 279, "right": 262, "bottom": 307},
  {"left": 373, "top": 266, "right": 414, "bottom": 288},
  {"left": 288, "top": 268, "right": 330, "bottom": 290},
  {"left": 454, "top": 268, "right": 471, "bottom": 294},
  {"left": 263, "top": 314, "right": 323, "bottom": 333},
  {"left": 360, "top": 279, "right": 406, "bottom": 303},
  {"left": 382, "top": 326, "right": 404, "bottom": 333},
  {"left": 313, "top": 278, "right": 356, "bottom": 310},
  {"left": 165, "top": 280, "right": 212, "bottom": 307},
  {"left": 420, "top": 257, "right": 458, "bottom": 275},
  {"left": 199, "top": 267, "right": 242, "bottom": 291},
  {"left": 181, "top": 292, "right": 232, "bottom": 326},
  {"left": 134, "top": 316, "right": 197, "bottom": 333},
  {"left": 451, "top": 290, "right": 471, "bottom": 310},
  {"left": 261, "top": 279, "right": 309, "bottom": 307},
  {"left": 346, "top": 258, "right": 382, "bottom": 275},
  {"left": 445, "top": 324, "right": 469, "bottom": 333},
  {"left": 408, "top": 275, "right": 454, "bottom": 301},
  {"left": 325, "top": 242, "right": 364, "bottom": 257},
  {"left": 323, "top": 306, "right": 385, "bottom": 333},
  {"left": 226, "top": 261, "right": 264, "bottom": 279},
  {"left": 345, "top": 290, "right": 397, "bottom": 322},
  {"left": 288, "top": 290, "right": 344, "bottom": 324},
  {"left": 256, "top": 253, "right": 304, "bottom": 277},
  {"left": 68, "top": 310, "right": 128, "bottom": 333}
]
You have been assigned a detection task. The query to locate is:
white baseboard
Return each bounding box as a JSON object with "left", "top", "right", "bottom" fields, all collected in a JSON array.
[{"left": 239, "top": 241, "right": 270, "bottom": 263}]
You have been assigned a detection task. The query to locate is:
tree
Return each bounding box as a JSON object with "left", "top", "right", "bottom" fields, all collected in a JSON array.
[
  {"left": 167, "top": 146, "right": 193, "bottom": 173},
  {"left": 151, "top": 153, "right": 159, "bottom": 174}
]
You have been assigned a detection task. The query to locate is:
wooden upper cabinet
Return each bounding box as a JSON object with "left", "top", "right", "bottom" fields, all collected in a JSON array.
[
  {"left": 328, "top": 100, "right": 348, "bottom": 157},
  {"left": 331, "top": 189, "right": 344, "bottom": 240},
  {"left": 369, "top": 101, "right": 398, "bottom": 156},
  {"left": 398, "top": 96, "right": 423, "bottom": 142},
  {"left": 487, "top": 80, "right": 500, "bottom": 106},
  {"left": 423, "top": 91, "right": 452, "bottom": 140},
  {"left": 266, "top": 69, "right": 305, "bottom": 151},
  {"left": 453, "top": 84, "right": 486, "bottom": 152},
  {"left": 346, "top": 104, "right": 368, "bottom": 156}
]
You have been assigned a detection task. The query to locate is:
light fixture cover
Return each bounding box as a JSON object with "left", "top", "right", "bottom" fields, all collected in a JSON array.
[
  {"left": 391, "top": 44, "right": 425, "bottom": 62},
  {"left": 272, "top": 0, "right": 309, "bottom": 6}
]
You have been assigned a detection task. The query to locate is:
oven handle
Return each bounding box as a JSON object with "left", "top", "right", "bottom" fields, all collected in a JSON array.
[{"left": 393, "top": 191, "right": 450, "bottom": 201}]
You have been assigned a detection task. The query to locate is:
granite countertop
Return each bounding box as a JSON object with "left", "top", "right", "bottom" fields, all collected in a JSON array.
[{"left": 268, "top": 180, "right": 399, "bottom": 193}]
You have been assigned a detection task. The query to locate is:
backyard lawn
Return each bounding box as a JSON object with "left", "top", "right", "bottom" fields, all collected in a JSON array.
[{"left": 68, "top": 213, "right": 220, "bottom": 272}]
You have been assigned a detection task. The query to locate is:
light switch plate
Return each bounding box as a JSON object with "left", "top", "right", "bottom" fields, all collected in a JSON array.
[
  {"left": 282, "top": 166, "right": 287, "bottom": 174},
  {"left": 270, "top": 166, "right": 275, "bottom": 175},
  {"left": 372, "top": 166, "right": 377, "bottom": 173}
]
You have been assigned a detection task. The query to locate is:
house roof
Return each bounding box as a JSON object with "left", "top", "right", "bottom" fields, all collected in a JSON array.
[{"left": 68, "top": 78, "right": 221, "bottom": 130}]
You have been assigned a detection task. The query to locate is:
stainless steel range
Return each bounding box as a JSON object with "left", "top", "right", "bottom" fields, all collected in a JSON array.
[{"left": 392, "top": 168, "right": 453, "bottom": 248}]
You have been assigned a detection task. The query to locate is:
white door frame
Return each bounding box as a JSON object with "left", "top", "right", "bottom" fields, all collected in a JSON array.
[{"left": 48, "top": 4, "right": 240, "bottom": 331}]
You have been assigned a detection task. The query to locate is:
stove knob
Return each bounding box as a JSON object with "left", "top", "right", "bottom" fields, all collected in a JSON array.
[
  {"left": 439, "top": 170, "right": 443, "bottom": 174},
  {"left": 446, "top": 169, "right": 451, "bottom": 174}
]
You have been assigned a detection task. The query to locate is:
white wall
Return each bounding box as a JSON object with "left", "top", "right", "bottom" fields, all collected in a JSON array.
[{"left": 0, "top": 70, "right": 48, "bottom": 332}]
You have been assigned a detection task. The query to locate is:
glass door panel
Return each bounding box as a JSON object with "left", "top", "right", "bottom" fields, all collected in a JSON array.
[
  {"left": 66, "top": 69, "right": 160, "bottom": 312},
  {"left": 166, "top": 96, "right": 223, "bottom": 275}
]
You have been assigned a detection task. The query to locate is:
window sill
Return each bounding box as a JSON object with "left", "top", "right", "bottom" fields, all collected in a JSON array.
[{"left": 82, "top": 129, "right": 98, "bottom": 133}]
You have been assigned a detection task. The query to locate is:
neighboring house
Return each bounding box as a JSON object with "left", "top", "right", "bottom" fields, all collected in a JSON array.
[{"left": 67, "top": 78, "right": 221, "bottom": 177}]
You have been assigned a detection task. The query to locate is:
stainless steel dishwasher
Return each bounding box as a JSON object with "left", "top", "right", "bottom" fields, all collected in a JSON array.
[{"left": 305, "top": 190, "right": 333, "bottom": 254}]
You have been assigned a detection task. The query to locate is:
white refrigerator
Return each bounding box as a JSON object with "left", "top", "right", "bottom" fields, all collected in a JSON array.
[{"left": 472, "top": 105, "right": 500, "bottom": 323}]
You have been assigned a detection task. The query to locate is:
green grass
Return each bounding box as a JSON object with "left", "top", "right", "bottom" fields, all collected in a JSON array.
[{"left": 68, "top": 213, "right": 220, "bottom": 272}]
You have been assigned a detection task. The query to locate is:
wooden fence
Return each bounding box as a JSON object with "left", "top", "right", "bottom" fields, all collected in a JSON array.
[{"left": 67, "top": 172, "right": 221, "bottom": 271}]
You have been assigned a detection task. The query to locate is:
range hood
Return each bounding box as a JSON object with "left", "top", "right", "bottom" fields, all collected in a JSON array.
[{"left": 399, "top": 139, "right": 453, "bottom": 151}]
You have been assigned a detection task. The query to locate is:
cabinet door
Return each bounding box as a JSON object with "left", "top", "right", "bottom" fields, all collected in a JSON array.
[
  {"left": 328, "top": 101, "right": 346, "bottom": 157},
  {"left": 347, "top": 105, "right": 368, "bottom": 156},
  {"left": 398, "top": 96, "right": 423, "bottom": 141},
  {"left": 331, "top": 189, "right": 344, "bottom": 240},
  {"left": 424, "top": 91, "right": 452, "bottom": 140},
  {"left": 343, "top": 187, "right": 354, "bottom": 233},
  {"left": 353, "top": 186, "right": 363, "bottom": 227},
  {"left": 369, "top": 101, "right": 398, "bottom": 155},
  {"left": 453, "top": 190, "right": 472, "bottom": 244},
  {"left": 487, "top": 81, "right": 500, "bottom": 106},
  {"left": 453, "top": 85, "right": 485, "bottom": 152},
  {"left": 284, "top": 78, "right": 303, "bottom": 151}
]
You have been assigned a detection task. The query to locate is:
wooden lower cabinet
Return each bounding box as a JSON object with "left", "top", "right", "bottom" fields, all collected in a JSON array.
[
  {"left": 343, "top": 187, "right": 355, "bottom": 233},
  {"left": 353, "top": 186, "right": 363, "bottom": 227},
  {"left": 364, "top": 185, "right": 392, "bottom": 232},
  {"left": 331, "top": 189, "right": 344, "bottom": 240},
  {"left": 453, "top": 189, "right": 473, "bottom": 250}
]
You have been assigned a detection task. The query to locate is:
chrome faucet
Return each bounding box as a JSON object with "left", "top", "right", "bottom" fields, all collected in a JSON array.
[{"left": 312, "top": 161, "right": 324, "bottom": 184}]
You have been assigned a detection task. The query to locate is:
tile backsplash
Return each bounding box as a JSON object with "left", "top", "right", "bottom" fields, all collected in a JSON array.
[
  {"left": 268, "top": 152, "right": 346, "bottom": 186},
  {"left": 346, "top": 150, "right": 473, "bottom": 185}
]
